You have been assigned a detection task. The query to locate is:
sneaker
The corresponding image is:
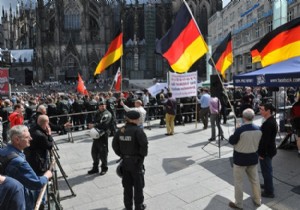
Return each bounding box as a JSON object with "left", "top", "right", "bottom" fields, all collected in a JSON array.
[
  {"left": 261, "top": 191, "right": 275, "bottom": 198},
  {"left": 87, "top": 168, "right": 99, "bottom": 175},
  {"left": 228, "top": 201, "right": 243, "bottom": 209}
]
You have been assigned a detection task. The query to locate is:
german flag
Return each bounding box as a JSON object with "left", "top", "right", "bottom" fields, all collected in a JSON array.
[
  {"left": 209, "top": 33, "right": 233, "bottom": 77},
  {"left": 155, "top": 3, "right": 208, "bottom": 73},
  {"left": 94, "top": 31, "right": 123, "bottom": 75},
  {"left": 250, "top": 48, "right": 261, "bottom": 63},
  {"left": 250, "top": 17, "right": 300, "bottom": 67}
]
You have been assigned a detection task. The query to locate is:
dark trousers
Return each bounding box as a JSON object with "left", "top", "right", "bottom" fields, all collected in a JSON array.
[
  {"left": 122, "top": 158, "right": 145, "bottom": 210},
  {"left": 91, "top": 135, "right": 108, "bottom": 171},
  {"left": 2, "top": 122, "right": 9, "bottom": 143},
  {"left": 199, "top": 107, "right": 209, "bottom": 128},
  {"left": 260, "top": 156, "right": 274, "bottom": 194}
]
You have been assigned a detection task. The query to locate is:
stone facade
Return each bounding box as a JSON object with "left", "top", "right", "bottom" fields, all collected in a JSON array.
[{"left": 1, "top": 0, "right": 222, "bottom": 84}]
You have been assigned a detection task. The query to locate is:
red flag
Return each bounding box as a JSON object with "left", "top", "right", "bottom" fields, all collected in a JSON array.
[
  {"left": 114, "top": 68, "right": 122, "bottom": 91},
  {"left": 77, "top": 73, "right": 88, "bottom": 95}
]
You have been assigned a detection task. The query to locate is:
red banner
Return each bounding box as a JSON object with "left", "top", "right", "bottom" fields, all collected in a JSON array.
[{"left": 0, "top": 68, "right": 10, "bottom": 96}]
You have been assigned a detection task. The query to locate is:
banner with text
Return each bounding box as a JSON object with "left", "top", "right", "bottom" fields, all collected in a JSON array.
[
  {"left": 169, "top": 71, "right": 197, "bottom": 98},
  {"left": 0, "top": 68, "right": 10, "bottom": 96}
]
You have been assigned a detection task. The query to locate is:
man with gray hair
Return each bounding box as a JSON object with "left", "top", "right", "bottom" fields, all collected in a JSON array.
[
  {"left": 0, "top": 125, "right": 52, "bottom": 210},
  {"left": 228, "top": 108, "right": 262, "bottom": 209},
  {"left": 120, "top": 99, "right": 146, "bottom": 129}
]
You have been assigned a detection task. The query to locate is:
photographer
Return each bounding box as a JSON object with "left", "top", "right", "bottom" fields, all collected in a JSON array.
[{"left": 87, "top": 98, "right": 112, "bottom": 175}]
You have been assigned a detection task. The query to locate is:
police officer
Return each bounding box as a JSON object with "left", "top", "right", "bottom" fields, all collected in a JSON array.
[
  {"left": 86, "top": 95, "right": 98, "bottom": 127},
  {"left": 112, "top": 110, "right": 148, "bottom": 210},
  {"left": 72, "top": 96, "right": 85, "bottom": 130},
  {"left": 87, "top": 98, "right": 112, "bottom": 175},
  {"left": 57, "top": 95, "right": 70, "bottom": 134},
  {"left": 105, "top": 91, "right": 117, "bottom": 136},
  {"left": 25, "top": 97, "right": 37, "bottom": 121},
  {"left": 0, "top": 99, "right": 13, "bottom": 143}
]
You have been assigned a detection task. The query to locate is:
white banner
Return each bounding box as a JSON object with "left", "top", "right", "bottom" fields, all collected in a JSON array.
[{"left": 169, "top": 72, "right": 197, "bottom": 98}]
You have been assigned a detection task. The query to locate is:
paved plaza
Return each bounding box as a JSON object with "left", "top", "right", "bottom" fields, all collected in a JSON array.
[{"left": 54, "top": 117, "right": 300, "bottom": 210}]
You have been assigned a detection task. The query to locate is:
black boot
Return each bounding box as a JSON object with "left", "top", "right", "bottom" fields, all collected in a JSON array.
[{"left": 87, "top": 167, "right": 99, "bottom": 174}]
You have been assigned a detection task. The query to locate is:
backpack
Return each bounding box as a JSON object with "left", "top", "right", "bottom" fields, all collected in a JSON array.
[{"left": 0, "top": 152, "right": 18, "bottom": 175}]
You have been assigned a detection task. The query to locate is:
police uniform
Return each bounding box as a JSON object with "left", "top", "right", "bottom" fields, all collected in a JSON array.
[
  {"left": 112, "top": 111, "right": 148, "bottom": 210},
  {"left": 72, "top": 97, "right": 85, "bottom": 130},
  {"left": 106, "top": 96, "right": 117, "bottom": 136},
  {"left": 0, "top": 103, "right": 13, "bottom": 143},
  {"left": 88, "top": 99, "right": 112, "bottom": 175}
]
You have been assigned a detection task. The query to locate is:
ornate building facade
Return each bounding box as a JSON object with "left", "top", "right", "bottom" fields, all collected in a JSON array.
[{"left": 0, "top": 0, "right": 222, "bottom": 84}]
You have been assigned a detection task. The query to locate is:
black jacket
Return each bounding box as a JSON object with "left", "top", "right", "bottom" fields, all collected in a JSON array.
[
  {"left": 258, "top": 116, "right": 278, "bottom": 158},
  {"left": 112, "top": 123, "right": 148, "bottom": 158},
  {"left": 25, "top": 125, "right": 54, "bottom": 175}
]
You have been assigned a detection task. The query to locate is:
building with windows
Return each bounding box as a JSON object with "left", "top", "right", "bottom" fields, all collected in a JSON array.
[
  {"left": 1, "top": 0, "right": 223, "bottom": 85},
  {"left": 208, "top": 0, "right": 300, "bottom": 81}
]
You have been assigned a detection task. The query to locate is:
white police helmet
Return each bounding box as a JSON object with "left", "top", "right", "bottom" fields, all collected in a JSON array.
[{"left": 90, "top": 128, "right": 100, "bottom": 139}]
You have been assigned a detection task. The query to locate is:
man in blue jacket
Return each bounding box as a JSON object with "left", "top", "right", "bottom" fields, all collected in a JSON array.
[
  {"left": 0, "top": 125, "right": 52, "bottom": 210},
  {"left": 228, "top": 108, "right": 262, "bottom": 209}
]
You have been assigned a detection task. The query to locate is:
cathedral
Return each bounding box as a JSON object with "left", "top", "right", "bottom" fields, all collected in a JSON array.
[{"left": 0, "top": 0, "right": 222, "bottom": 85}]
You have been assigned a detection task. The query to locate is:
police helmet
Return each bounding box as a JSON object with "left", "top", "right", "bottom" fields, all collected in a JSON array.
[
  {"left": 90, "top": 128, "right": 101, "bottom": 139},
  {"left": 116, "top": 160, "right": 123, "bottom": 178}
]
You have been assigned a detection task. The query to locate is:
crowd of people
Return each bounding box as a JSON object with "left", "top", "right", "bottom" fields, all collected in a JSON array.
[{"left": 0, "top": 85, "right": 300, "bottom": 209}]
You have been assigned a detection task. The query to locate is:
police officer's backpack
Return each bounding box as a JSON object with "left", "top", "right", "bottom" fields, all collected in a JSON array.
[{"left": 0, "top": 152, "right": 18, "bottom": 175}]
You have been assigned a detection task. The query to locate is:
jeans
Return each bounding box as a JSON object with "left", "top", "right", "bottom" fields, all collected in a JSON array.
[{"left": 260, "top": 156, "right": 274, "bottom": 194}]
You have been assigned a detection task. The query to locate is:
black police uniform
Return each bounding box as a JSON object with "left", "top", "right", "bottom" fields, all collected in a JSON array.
[
  {"left": 88, "top": 102, "right": 112, "bottom": 175},
  {"left": 72, "top": 98, "right": 85, "bottom": 130},
  {"left": 86, "top": 99, "right": 98, "bottom": 125},
  {"left": 47, "top": 102, "right": 58, "bottom": 125},
  {"left": 112, "top": 111, "right": 148, "bottom": 210},
  {"left": 106, "top": 97, "right": 117, "bottom": 136},
  {"left": 57, "top": 98, "right": 70, "bottom": 134},
  {"left": 0, "top": 105, "right": 13, "bottom": 143}
]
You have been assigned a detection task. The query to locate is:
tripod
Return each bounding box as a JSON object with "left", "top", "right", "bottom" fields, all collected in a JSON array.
[
  {"left": 202, "top": 98, "right": 228, "bottom": 158},
  {"left": 51, "top": 149, "right": 76, "bottom": 199}
]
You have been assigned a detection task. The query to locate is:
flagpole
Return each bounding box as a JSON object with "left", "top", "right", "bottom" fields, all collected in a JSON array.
[
  {"left": 120, "top": 19, "right": 123, "bottom": 93},
  {"left": 110, "top": 77, "right": 115, "bottom": 91},
  {"left": 208, "top": 54, "right": 237, "bottom": 122},
  {"left": 182, "top": 0, "right": 208, "bottom": 51}
]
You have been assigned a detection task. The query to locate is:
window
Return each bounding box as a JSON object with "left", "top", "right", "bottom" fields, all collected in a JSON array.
[
  {"left": 267, "top": 21, "right": 273, "bottom": 32},
  {"left": 288, "top": 10, "right": 293, "bottom": 21},
  {"left": 257, "top": 5, "right": 264, "bottom": 19},
  {"left": 64, "top": 7, "right": 80, "bottom": 30},
  {"left": 230, "top": 12, "right": 235, "bottom": 21},
  {"left": 255, "top": 26, "right": 260, "bottom": 38}
]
